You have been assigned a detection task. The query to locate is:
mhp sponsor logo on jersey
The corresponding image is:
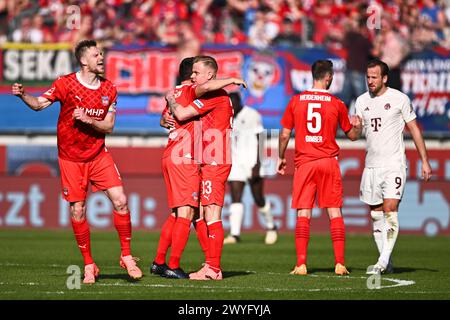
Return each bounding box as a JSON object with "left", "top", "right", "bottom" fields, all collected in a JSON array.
[
  {"left": 81, "top": 107, "right": 105, "bottom": 118},
  {"left": 193, "top": 99, "right": 204, "bottom": 109}
]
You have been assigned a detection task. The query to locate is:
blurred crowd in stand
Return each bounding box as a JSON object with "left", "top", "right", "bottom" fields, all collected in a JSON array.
[{"left": 0, "top": 0, "right": 449, "bottom": 103}]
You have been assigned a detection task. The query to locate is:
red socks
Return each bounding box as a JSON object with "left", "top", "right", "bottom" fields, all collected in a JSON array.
[
  {"left": 113, "top": 211, "right": 132, "bottom": 257},
  {"left": 194, "top": 218, "right": 210, "bottom": 263},
  {"left": 168, "top": 217, "right": 191, "bottom": 269},
  {"left": 71, "top": 218, "right": 94, "bottom": 265},
  {"left": 330, "top": 217, "right": 346, "bottom": 265},
  {"left": 295, "top": 217, "right": 310, "bottom": 266},
  {"left": 207, "top": 220, "right": 224, "bottom": 271},
  {"left": 154, "top": 214, "right": 176, "bottom": 264}
]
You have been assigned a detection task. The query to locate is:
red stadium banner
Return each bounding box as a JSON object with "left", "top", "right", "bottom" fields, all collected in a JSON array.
[{"left": 0, "top": 147, "right": 449, "bottom": 236}]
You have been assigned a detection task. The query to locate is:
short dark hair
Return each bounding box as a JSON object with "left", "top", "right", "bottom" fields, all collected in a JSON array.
[
  {"left": 74, "top": 40, "right": 97, "bottom": 65},
  {"left": 367, "top": 59, "right": 390, "bottom": 77},
  {"left": 177, "top": 57, "right": 195, "bottom": 84},
  {"left": 193, "top": 55, "right": 218, "bottom": 73},
  {"left": 311, "top": 60, "right": 333, "bottom": 80}
]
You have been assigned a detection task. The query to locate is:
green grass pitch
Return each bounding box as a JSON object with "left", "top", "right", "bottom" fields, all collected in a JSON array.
[{"left": 0, "top": 229, "right": 449, "bottom": 300}]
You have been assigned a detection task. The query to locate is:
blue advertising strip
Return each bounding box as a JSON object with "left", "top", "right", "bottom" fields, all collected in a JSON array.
[{"left": 0, "top": 44, "right": 448, "bottom": 135}]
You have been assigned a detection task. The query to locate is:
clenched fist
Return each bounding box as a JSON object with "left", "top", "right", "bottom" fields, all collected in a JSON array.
[
  {"left": 12, "top": 83, "right": 24, "bottom": 96},
  {"left": 73, "top": 107, "right": 93, "bottom": 125}
]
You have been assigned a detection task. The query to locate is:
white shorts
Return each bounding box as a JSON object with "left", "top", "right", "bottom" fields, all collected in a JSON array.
[
  {"left": 360, "top": 167, "right": 407, "bottom": 205},
  {"left": 228, "top": 163, "right": 256, "bottom": 182}
]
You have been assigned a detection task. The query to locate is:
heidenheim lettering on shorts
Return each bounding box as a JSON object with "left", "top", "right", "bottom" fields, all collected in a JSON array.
[{"left": 300, "top": 95, "right": 331, "bottom": 102}]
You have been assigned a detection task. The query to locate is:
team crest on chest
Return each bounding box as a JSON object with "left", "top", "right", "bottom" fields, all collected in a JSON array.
[
  {"left": 364, "top": 107, "right": 370, "bottom": 111},
  {"left": 384, "top": 103, "right": 391, "bottom": 110},
  {"left": 102, "top": 96, "right": 109, "bottom": 106}
]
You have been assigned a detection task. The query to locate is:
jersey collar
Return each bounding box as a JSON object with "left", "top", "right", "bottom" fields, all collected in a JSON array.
[
  {"left": 306, "top": 88, "right": 329, "bottom": 93},
  {"left": 76, "top": 72, "right": 101, "bottom": 90}
]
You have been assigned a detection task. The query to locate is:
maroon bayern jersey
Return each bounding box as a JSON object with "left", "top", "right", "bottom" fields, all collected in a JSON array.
[
  {"left": 190, "top": 89, "right": 233, "bottom": 165},
  {"left": 41, "top": 72, "right": 117, "bottom": 162},
  {"left": 281, "top": 89, "right": 352, "bottom": 167}
]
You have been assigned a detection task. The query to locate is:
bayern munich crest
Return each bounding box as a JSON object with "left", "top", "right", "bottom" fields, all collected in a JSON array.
[{"left": 384, "top": 103, "right": 391, "bottom": 110}]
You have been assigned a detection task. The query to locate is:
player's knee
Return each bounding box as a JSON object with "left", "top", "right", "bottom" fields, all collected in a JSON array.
[
  {"left": 231, "top": 194, "right": 242, "bottom": 202},
  {"left": 112, "top": 194, "right": 128, "bottom": 212},
  {"left": 383, "top": 204, "right": 398, "bottom": 213},
  {"left": 70, "top": 203, "right": 86, "bottom": 220}
]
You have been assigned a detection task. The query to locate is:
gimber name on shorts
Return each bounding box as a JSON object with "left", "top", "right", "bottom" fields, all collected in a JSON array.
[
  {"left": 168, "top": 128, "right": 279, "bottom": 165},
  {"left": 178, "top": 303, "right": 271, "bottom": 317}
]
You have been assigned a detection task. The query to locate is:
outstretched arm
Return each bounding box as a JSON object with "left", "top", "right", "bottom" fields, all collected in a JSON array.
[
  {"left": 407, "top": 119, "right": 432, "bottom": 181},
  {"left": 277, "top": 127, "right": 292, "bottom": 175},
  {"left": 12, "top": 83, "right": 52, "bottom": 111},
  {"left": 73, "top": 107, "right": 116, "bottom": 134},
  {"left": 195, "top": 78, "right": 247, "bottom": 98}
]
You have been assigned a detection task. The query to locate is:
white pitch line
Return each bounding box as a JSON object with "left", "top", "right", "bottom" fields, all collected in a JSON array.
[
  {"left": 382, "top": 278, "right": 415, "bottom": 289},
  {"left": 248, "top": 271, "right": 416, "bottom": 290},
  {"left": 0, "top": 268, "right": 416, "bottom": 291}
]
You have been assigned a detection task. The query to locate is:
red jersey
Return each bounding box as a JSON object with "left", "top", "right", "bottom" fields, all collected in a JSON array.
[
  {"left": 162, "top": 83, "right": 200, "bottom": 159},
  {"left": 281, "top": 89, "right": 352, "bottom": 167},
  {"left": 41, "top": 72, "right": 117, "bottom": 162},
  {"left": 190, "top": 89, "right": 233, "bottom": 165}
]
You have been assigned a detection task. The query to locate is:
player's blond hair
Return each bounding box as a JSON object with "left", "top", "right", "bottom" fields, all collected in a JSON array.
[{"left": 194, "top": 56, "right": 218, "bottom": 75}]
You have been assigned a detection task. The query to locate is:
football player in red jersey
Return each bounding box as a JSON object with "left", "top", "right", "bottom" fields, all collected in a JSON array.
[
  {"left": 277, "top": 59, "right": 362, "bottom": 276},
  {"left": 151, "top": 57, "right": 246, "bottom": 279},
  {"left": 166, "top": 56, "right": 247, "bottom": 280},
  {"left": 12, "top": 40, "right": 142, "bottom": 284}
]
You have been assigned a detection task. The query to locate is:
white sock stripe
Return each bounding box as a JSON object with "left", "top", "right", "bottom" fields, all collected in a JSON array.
[{"left": 207, "top": 220, "right": 222, "bottom": 226}]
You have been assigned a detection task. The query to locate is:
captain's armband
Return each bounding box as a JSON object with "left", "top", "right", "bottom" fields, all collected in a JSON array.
[{"left": 108, "top": 102, "right": 117, "bottom": 113}]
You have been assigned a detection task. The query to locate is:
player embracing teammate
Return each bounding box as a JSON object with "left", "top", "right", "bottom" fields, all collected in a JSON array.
[{"left": 152, "top": 55, "right": 247, "bottom": 280}]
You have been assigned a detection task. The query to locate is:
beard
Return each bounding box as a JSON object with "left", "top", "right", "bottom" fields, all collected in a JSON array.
[{"left": 369, "top": 83, "right": 382, "bottom": 95}]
